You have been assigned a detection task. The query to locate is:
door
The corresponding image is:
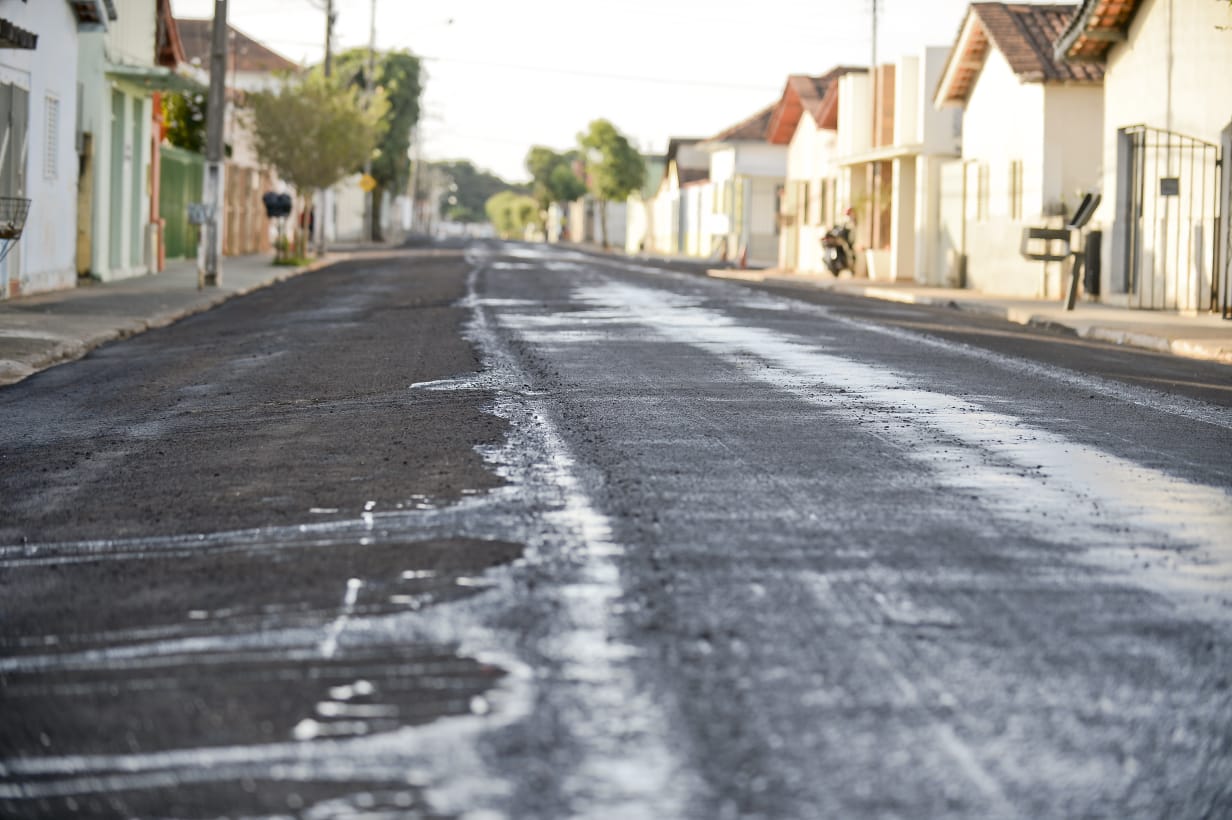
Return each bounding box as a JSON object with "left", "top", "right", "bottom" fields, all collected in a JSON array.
[
  {"left": 0, "top": 83, "right": 30, "bottom": 298},
  {"left": 109, "top": 90, "right": 125, "bottom": 272}
]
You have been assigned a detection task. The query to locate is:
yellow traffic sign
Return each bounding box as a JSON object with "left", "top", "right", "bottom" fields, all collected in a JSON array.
[{"left": 359, "top": 174, "right": 377, "bottom": 192}]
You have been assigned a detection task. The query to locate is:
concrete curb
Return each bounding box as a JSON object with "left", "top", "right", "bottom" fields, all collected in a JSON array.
[
  {"left": 0, "top": 255, "right": 343, "bottom": 389},
  {"left": 704, "top": 268, "right": 1232, "bottom": 366}
]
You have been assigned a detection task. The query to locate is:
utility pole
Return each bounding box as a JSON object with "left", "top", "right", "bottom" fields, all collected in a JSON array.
[
  {"left": 318, "top": 0, "right": 335, "bottom": 255},
  {"left": 362, "top": 0, "right": 377, "bottom": 243},
  {"left": 201, "top": 0, "right": 228, "bottom": 287}
]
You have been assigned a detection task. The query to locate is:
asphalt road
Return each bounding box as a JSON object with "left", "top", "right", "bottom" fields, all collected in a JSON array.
[{"left": 1, "top": 241, "right": 1230, "bottom": 818}]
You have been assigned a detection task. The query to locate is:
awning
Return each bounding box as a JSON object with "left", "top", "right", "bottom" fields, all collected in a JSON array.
[
  {"left": 837, "top": 143, "right": 925, "bottom": 167},
  {"left": 67, "top": 0, "right": 114, "bottom": 32},
  {"left": 105, "top": 62, "right": 206, "bottom": 94},
  {"left": 0, "top": 19, "right": 38, "bottom": 49}
]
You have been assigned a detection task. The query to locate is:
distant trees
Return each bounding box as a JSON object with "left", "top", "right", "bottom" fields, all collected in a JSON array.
[
  {"left": 322, "top": 48, "right": 423, "bottom": 240},
  {"left": 578, "top": 119, "right": 644, "bottom": 248},
  {"left": 432, "top": 160, "right": 515, "bottom": 223},
  {"left": 246, "top": 73, "right": 387, "bottom": 253},
  {"left": 525, "top": 146, "right": 586, "bottom": 234},
  {"left": 485, "top": 191, "right": 538, "bottom": 239}
]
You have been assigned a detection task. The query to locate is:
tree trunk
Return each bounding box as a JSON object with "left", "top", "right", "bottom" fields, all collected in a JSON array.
[
  {"left": 372, "top": 185, "right": 385, "bottom": 243},
  {"left": 599, "top": 200, "right": 608, "bottom": 249}
]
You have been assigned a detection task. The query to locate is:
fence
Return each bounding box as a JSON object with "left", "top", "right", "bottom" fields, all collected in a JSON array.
[{"left": 1117, "top": 126, "right": 1221, "bottom": 311}]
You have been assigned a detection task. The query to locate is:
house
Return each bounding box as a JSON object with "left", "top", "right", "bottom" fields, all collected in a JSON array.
[
  {"left": 176, "top": 18, "right": 297, "bottom": 257},
  {"left": 836, "top": 49, "right": 962, "bottom": 282},
  {"left": 624, "top": 153, "right": 666, "bottom": 254},
  {"left": 0, "top": 0, "right": 82, "bottom": 298},
  {"left": 647, "top": 137, "right": 708, "bottom": 256},
  {"left": 77, "top": 0, "right": 198, "bottom": 282},
  {"left": 935, "top": 3, "right": 1103, "bottom": 298},
  {"left": 769, "top": 68, "right": 865, "bottom": 274},
  {"left": 698, "top": 105, "right": 785, "bottom": 266},
  {"left": 1056, "top": 0, "right": 1232, "bottom": 313}
]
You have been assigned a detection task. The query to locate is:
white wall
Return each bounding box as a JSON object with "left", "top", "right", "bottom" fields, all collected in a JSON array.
[
  {"left": 1042, "top": 84, "right": 1104, "bottom": 212},
  {"left": 106, "top": 0, "right": 156, "bottom": 67},
  {"left": 920, "top": 46, "right": 964, "bottom": 156},
  {"left": 0, "top": 1, "right": 81, "bottom": 295},
  {"left": 732, "top": 142, "right": 787, "bottom": 178},
  {"left": 958, "top": 46, "right": 1050, "bottom": 296},
  {"left": 837, "top": 73, "right": 871, "bottom": 158},
  {"left": 1096, "top": 0, "right": 1232, "bottom": 304}
]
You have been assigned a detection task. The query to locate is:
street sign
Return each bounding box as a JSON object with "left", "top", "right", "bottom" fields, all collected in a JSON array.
[{"left": 359, "top": 174, "right": 377, "bottom": 193}]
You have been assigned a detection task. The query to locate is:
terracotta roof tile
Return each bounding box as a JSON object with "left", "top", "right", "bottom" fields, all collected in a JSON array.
[
  {"left": 708, "top": 103, "right": 776, "bottom": 143},
  {"left": 1056, "top": 0, "right": 1143, "bottom": 62},
  {"left": 974, "top": 3, "right": 1103, "bottom": 82},
  {"left": 176, "top": 18, "right": 299, "bottom": 74}
]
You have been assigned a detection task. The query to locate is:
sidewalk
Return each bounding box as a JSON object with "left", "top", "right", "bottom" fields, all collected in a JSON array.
[
  {"left": 0, "top": 253, "right": 337, "bottom": 387},
  {"left": 708, "top": 268, "right": 1232, "bottom": 366}
]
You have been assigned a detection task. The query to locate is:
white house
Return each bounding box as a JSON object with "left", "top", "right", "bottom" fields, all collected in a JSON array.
[
  {"left": 0, "top": 0, "right": 83, "bottom": 297},
  {"left": 1056, "top": 0, "right": 1232, "bottom": 313},
  {"left": 836, "top": 49, "right": 962, "bottom": 283},
  {"left": 77, "top": 0, "right": 197, "bottom": 282},
  {"left": 699, "top": 104, "right": 786, "bottom": 266},
  {"left": 624, "top": 154, "right": 666, "bottom": 254},
  {"left": 645, "top": 137, "right": 708, "bottom": 256},
  {"left": 935, "top": 2, "right": 1104, "bottom": 298},
  {"left": 769, "top": 69, "right": 864, "bottom": 273}
]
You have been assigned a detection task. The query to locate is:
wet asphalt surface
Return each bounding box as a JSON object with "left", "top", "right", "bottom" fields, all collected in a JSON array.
[{"left": 1, "top": 241, "right": 1231, "bottom": 818}]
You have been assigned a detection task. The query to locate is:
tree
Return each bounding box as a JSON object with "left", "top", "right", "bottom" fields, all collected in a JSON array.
[
  {"left": 323, "top": 48, "right": 422, "bottom": 241},
  {"left": 246, "top": 73, "right": 388, "bottom": 254},
  {"left": 433, "top": 160, "right": 520, "bottom": 223},
  {"left": 162, "top": 91, "right": 208, "bottom": 154},
  {"left": 525, "top": 146, "right": 586, "bottom": 237},
  {"left": 484, "top": 190, "right": 538, "bottom": 239},
  {"left": 578, "top": 120, "right": 645, "bottom": 248}
]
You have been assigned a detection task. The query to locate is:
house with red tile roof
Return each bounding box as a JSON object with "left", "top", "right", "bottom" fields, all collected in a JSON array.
[
  {"left": 935, "top": 2, "right": 1104, "bottom": 298},
  {"left": 1056, "top": 0, "right": 1232, "bottom": 313},
  {"left": 769, "top": 68, "right": 866, "bottom": 273}
]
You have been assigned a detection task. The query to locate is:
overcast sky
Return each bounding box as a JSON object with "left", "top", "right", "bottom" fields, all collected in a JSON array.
[{"left": 169, "top": 0, "right": 975, "bottom": 182}]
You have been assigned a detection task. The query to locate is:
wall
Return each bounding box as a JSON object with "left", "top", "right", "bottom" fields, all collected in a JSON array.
[
  {"left": 1096, "top": 0, "right": 1232, "bottom": 304},
  {"left": 958, "top": 46, "right": 1050, "bottom": 295},
  {"left": 1042, "top": 84, "right": 1104, "bottom": 212},
  {"left": 0, "top": 1, "right": 81, "bottom": 296},
  {"left": 838, "top": 73, "right": 871, "bottom": 158}
]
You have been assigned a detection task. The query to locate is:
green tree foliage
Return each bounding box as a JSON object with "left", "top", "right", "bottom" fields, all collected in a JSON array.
[
  {"left": 246, "top": 73, "right": 387, "bottom": 251},
  {"left": 162, "top": 91, "right": 208, "bottom": 154},
  {"left": 484, "top": 190, "right": 538, "bottom": 239},
  {"left": 578, "top": 119, "right": 645, "bottom": 247},
  {"left": 433, "top": 160, "right": 518, "bottom": 223},
  {"left": 525, "top": 146, "right": 586, "bottom": 234},
  {"left": 324, "top": 48, "right": 422, "bottom": 238}
]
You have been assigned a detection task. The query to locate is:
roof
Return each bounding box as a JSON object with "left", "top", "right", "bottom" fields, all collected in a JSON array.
[
  {"left": 1054, "top": 0, "right": 1142, "bottom": 63},
  {"left": 175, "top": 18, "right": 299, "bottom": 73},
  {"left": 707, "top": 103, "right": 776, "bottom": 143},
  {"left": 767, "top": 67, "right": 867, "bottom": 145},
  {"left": 935, "top": 3, "right": 1103, "bottom": 106},
  {"left": 156, "top": 0, "right": 186, "bottom": 68}
]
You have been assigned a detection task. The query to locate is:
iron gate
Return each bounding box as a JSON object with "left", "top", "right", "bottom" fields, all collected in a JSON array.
[{"left": 1118, "top": 125, "right": 1221, "bottom": 311}]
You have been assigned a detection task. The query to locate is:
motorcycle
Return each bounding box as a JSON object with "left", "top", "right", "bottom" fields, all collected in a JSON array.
[{"left": 820, "top": 221, "right": 856, "bottom": 276}]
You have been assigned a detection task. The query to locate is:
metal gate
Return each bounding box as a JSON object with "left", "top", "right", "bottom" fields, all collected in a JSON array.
[
  {"left": 1118, "top": 125, "right": 1221, "bottom": 311},
  {"left": 0, "top": 82, "right": 30, "bottom": 299}
]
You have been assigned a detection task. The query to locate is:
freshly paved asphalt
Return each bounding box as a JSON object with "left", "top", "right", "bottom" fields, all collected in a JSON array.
[{"left": 1, "top": 241, "right": 1229, "bottom": 818}]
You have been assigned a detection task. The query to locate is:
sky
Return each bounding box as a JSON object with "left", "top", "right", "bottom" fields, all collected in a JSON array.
[{"left": 169, "top": 0, "right": 976, "bottom": 183}]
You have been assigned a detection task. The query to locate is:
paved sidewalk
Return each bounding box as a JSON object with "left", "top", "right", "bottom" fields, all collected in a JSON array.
[
  {"left": 709, "top": 267, "right": 1232, "bottom": 366},
  {"left": 0, "top": 253, "right": 337, "bottom": 387}
]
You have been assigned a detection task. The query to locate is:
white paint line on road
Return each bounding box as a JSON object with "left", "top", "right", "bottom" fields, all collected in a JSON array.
[{"left": 561, "top": 280, "right": 1232, "bottom": 619}]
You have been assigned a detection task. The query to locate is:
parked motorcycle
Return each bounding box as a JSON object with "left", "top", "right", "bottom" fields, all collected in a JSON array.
[{"left": 820, "top": 221, "right": 856, "bottom": 276}]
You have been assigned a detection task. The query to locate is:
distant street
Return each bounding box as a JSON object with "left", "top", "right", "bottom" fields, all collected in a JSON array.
[{"left": 1, "top": 242, "right": 1230, "bottom": 818}]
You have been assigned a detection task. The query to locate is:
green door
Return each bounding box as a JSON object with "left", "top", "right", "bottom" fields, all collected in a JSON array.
[
  {"left": 109, "top": 90, "right": 124, "bottom": 271},
  {"left": 158, "top": 145, "right": 204, "bottom": 259}
]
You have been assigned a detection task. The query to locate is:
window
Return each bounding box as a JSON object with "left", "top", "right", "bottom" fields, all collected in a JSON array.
[
  {"left": 1008, "top": 160, "right": 1023, "bottom": 221},
  {"left": 801, "top": 180, "right": 810, "bottom": 226},
  {"left": 44, "top": 95, "right": 60, "bottom": 180}
]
